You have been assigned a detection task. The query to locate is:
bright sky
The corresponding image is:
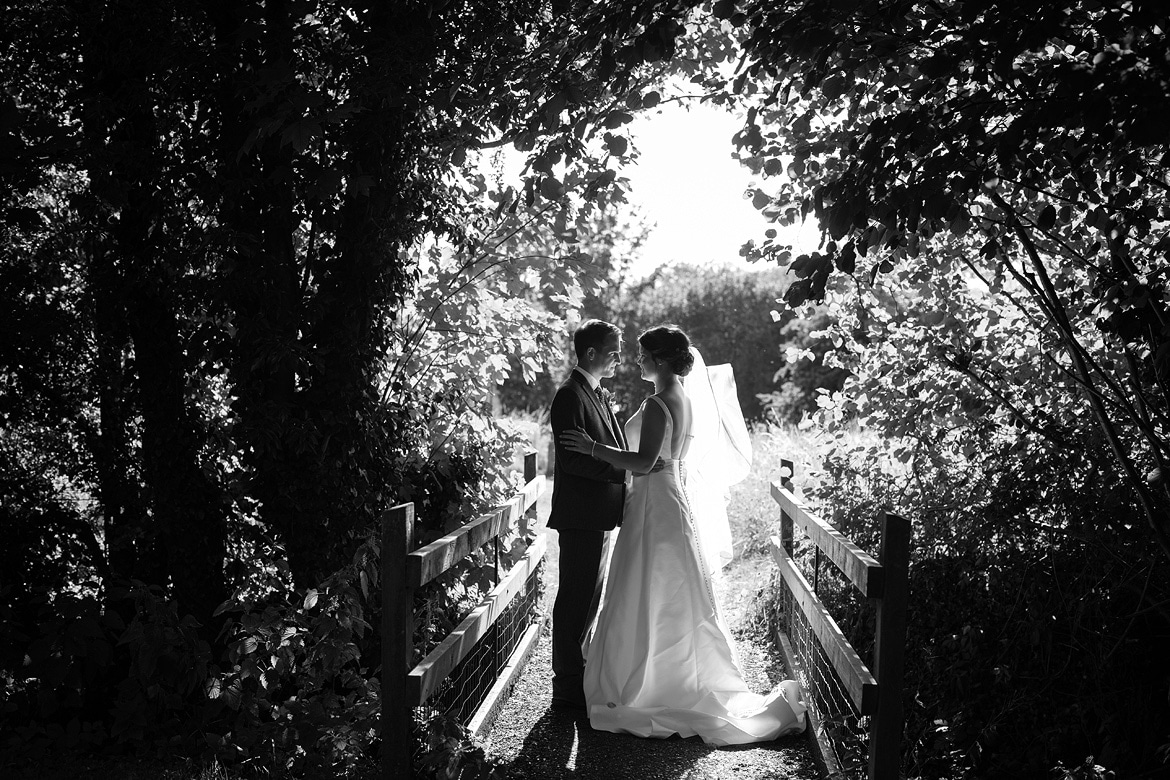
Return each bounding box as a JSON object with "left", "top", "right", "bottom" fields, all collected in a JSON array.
[
  {"left": 479, "top": 100, "right": 821, "bottom": 280},
  {"left": 622, "top": 100, "right": 820, "bottom": 279}
]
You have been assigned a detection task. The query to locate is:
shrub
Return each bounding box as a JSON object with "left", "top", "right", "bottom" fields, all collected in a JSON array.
[
  {"left": 203, "top": 538, "right": 382, "bottom": 776},
  {"left": 758, "top": 422, "right": 1170, "bottom": 778},
  {"left": 2, "top": 582, "right": 215, "bottom": 758}
]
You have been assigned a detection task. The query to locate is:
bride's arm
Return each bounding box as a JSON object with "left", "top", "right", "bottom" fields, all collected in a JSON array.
[{"left": 560, "top": 400, "right": 666, "bottom": 475}]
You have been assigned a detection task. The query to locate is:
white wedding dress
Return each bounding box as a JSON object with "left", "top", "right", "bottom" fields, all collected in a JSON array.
[{"left": 582, "top": 394, "right": 806, "bottom": 746}]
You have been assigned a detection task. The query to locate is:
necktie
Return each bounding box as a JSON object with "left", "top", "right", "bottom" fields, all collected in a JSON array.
[{"left": 595, "top": 386, "right": 622, "bottom": 447}]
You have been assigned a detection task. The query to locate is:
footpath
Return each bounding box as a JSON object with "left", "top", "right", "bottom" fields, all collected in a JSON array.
[{"left": 481, "top": 478, "right": 821, "bottom": 780}]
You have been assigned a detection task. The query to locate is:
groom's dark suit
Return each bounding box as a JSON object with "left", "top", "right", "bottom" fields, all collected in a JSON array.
[{"left": 548, "top": 368, "right": 627, "bottom": 709}]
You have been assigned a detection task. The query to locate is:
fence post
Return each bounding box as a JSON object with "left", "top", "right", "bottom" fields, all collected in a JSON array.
[
  {"left": 524, "top": 450, "right": 537, "bottom": 520},
  {"left": 869, "top": 511, "right": 910, "bottom": 780},
  {"left": 381, "top": 503, "right": 415, "bottom": 780},
  {"left": 779, "top": 458, "right": 795, "bottom": 556}
]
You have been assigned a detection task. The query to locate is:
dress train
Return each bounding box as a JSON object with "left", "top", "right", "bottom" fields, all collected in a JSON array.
[{"left": 582, "top": 395, "right": 806, "bottom": 746}]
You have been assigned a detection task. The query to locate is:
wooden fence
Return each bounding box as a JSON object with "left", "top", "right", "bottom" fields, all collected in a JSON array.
[
  {"left": 380, "top": 452, "right": 545, "bottom": 778},
  {"left": 768, "top": 459, "right": 910, "bottom": 780}
]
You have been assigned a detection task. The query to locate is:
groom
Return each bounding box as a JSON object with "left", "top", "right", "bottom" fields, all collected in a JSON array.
[{"left": 548, "top": 319, "right": 628, "bottom": 713}]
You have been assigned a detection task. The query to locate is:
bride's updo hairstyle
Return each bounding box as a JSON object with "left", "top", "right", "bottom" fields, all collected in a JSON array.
[{"left": 639, "top": 325, "right": 694, "bottom": 377}]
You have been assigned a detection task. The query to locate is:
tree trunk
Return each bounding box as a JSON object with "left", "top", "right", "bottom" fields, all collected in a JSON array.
[
  {"left": 205, "top": 0, "right": 316, "bottom": 583},
  {"left": 91, "top": 243, "right": 158, "bottom": 589},
  {"left": 205, "top": 0, "right": 427, "bottom": 587},
  {"left": 79, "top": 0, "right": 228, "bottom": 625},
  {"left": 125, "top": 282, "right": 227, "bottom": 624}
]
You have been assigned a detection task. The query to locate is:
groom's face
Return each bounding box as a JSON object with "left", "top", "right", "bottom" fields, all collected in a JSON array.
[{"left": 596, "top": 333, "right": 622, "bottom": 379}]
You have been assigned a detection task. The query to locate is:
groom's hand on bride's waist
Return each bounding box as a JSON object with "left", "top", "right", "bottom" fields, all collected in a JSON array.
[{"left": 629, "top": 457, "right": 665, "bottom": 478}]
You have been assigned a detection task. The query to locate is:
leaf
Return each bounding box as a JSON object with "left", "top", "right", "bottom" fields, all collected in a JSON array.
[
  {"left": 280, "top": 119, "right": 320, "bottom": 152},
  {"left": 539, "top": 176, "right": 565, "bottom": 199},
  {"left": 784, "top": 279, "right": 812, "bottom": 306},
  {"left": 951, "top": 212, "right": 970, "bottom": 235},
  {"left": 752, "top": 189, "right": 771, "bottom": 210},
  {"left": 821, "top": 75, "right": 847, "bottom": 102},
  {"left": 604, "top": 134, "right": 628, "bottom": 156},
  {"left": 604, "top": 111, "right": 633, "bottom": 129},
  {"left": 1037, "top": 204, "right": 1056, "bottom": 230},
  {"left": 712, "top": 0, "right": 736, "bottom": 19},
  {"left": 836, "top": 242, "right": 856, "bottom": 274},
  {"left": 919, "top": 54, "right": 955, "bottom": 79},
  {"left": 303, "top": 589, "right": 319, "bottom": 609}
]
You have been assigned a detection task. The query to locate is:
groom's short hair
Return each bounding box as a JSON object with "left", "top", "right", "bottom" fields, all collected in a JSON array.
[{"left": 574, "top": 319, "right": 619, "bottom": 359}]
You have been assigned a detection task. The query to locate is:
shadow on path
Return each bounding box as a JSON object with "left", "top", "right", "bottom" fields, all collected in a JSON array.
[
  {"left": 485, "top": 595, "right": 819, "bottom": 777},
  {"left": 489, "top": 633, "right": 817, "bottom": 780},
  {"left": 485, "top": 482, "right": 820, "bottom": 779},
  {"left": 507, "top": 708, "right": 719, "bottom": 780}
]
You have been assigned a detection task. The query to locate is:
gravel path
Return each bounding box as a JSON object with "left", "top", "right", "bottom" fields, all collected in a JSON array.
[{"left": 483, "top": 480, "right": 821, "bottom": 779}]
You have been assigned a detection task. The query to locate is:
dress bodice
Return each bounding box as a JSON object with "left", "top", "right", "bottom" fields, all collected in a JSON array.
[{"left": 623, "top": 395, "right": 686, "bottom": 461}]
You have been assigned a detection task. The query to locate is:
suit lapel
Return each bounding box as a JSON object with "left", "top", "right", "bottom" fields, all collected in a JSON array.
[
  {"left": 572, "top": 371, "right": 620, "bottom": 444},
  {"left": 598, "top": 389, "right": 626, "bottom": 449},
  {"left": 608, "top": 400, "right": 626, "bottom": 449}
]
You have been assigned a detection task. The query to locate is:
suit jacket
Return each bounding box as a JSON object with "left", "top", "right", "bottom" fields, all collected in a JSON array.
[{"left": 548, "top": 370, "right": 627, "bottom": 531}]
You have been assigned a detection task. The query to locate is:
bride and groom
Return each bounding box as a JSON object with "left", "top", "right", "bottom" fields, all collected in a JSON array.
[{"left": 547, "top": 319, "right": 806, "bottom": 746}]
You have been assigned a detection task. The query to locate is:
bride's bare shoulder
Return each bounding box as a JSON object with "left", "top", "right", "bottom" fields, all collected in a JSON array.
[{"left": 652, "top": 387, "right": 687, "bottom": 418}]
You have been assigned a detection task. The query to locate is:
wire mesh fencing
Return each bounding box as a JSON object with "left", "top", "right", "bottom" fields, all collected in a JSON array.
[
  {"left": 780, "top": 583, "right": 869, "bottom": 778},
  {"left": 420, "top": 558, "right": 545, "bottom": 728}
]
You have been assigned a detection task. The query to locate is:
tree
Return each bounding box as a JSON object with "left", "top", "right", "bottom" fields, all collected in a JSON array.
[
  {"left": 763, "top": 309, "right": 846, "bottom": 425},
  {"left": 1, "top": 0, "right": 706, "bottom": 612},
  {"left": 1, "top": 0, "right": 727, "bottom": 765},
  {"left": 711, "top": 0, "right": 1170, "bottom": 561},
  {"left": 496, "top": 202, "right": 653, "bottom": 414},
  {"left": 611, "top": 262, "right": 794, "bottom": 419},
  {"left": 680, "top": 1, "right": 1170, "bottom": 773}
]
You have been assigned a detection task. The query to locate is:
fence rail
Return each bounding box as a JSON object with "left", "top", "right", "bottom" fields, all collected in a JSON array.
[
  {"left": 769, "top": 459, "right": 909, "bottom": 780},
  {"left": 381, "top": 452, "right": 544, "bottom": 778}
]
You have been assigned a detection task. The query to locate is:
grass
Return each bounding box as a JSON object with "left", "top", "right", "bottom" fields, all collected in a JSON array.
[{"left": 726, "top": 422, "right": 841, "bottom": 558}]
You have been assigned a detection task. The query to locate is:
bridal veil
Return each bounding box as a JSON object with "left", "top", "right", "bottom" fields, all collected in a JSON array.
[{"left": 684, "top": 347, "right": 753, "bottom": 575}]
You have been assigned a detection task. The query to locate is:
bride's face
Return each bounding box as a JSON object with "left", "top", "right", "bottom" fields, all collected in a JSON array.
[{"left": 636, "top": 348, "right": 659, "bottom": 382}]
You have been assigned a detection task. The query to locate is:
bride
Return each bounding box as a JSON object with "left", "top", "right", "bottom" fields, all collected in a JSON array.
[{"left": 559, "top": 324, "right": 806, "bottom": 746}]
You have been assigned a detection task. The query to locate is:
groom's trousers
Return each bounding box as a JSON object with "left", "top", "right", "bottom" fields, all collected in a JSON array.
[{"left": 551, "top": 528, "right": 610, "bottom": 708}]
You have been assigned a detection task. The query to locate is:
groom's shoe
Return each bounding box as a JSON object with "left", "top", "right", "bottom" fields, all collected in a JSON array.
[{"left": 551, "top": 697, "right": 587, "bottom": 716}]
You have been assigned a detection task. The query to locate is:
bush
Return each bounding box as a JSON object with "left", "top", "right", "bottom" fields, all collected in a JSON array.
[
  {"left": 756, "top": 422, "right": 1170, "bottom": 778},
  {"left": 2, "top": 582, "right": 215, "bottom": 758},
  {"left": 203, "top": 541, "right": 381, "bottom": 776},
  {"left": 2, "top": 419, "right": 534, "bottom": 778}
]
